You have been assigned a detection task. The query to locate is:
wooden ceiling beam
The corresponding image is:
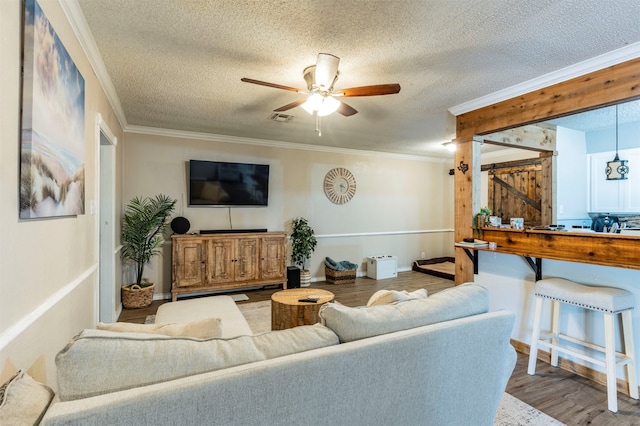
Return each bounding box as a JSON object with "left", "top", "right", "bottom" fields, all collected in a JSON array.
[
  {"left": 456, "top": 57, "right": 640, "bottom": 141},
  {"left": 482, "top": 124, "right": 556, "bottom": 152}
]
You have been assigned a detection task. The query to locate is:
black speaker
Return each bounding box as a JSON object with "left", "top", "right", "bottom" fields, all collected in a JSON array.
[
  {"left": 287, "top": 266, "right": 301, "bottom": 289},
  {"left": 171, "top": 216, "right": 190, "bottom": 234}
]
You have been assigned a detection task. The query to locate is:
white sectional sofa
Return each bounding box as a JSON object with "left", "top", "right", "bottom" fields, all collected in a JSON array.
[{"left": 39, "top": 283, "right": 516, "bottom": 426}]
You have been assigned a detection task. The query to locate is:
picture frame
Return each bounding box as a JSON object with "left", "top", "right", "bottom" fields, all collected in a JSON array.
[{"left": 19, "top": 0, "right": 85, "bottom": 219}]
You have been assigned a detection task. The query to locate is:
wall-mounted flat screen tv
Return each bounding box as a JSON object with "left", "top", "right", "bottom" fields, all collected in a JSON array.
[{"left": 188, "top": 160, "right": 269, "bottom": 207}]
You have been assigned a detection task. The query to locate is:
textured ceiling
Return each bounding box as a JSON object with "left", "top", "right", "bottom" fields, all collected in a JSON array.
[{"left": 74, "top": 0, "right": 640, "bottom": 158}]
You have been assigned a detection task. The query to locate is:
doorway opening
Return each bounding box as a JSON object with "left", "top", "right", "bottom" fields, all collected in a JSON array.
[{"left": 96, "top": 114, "right": 117, "bottom": 323}]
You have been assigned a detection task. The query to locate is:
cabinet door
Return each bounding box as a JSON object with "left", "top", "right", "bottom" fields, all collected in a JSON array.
[
  {"left": 623, "top": 149, "right": 640, "bottom": 211},
  {"left": 589, "top": 149, "right": 640, "bottom": 213},
  {"left": 173, "top": 240, "right": 204, "bottom": 288},
  {"left": 260, "top": 236, "right": 285, "bottom": 280},
  {"left": 206, "top": 239, "right": 235, "bottom": 283},
  {"left": 234, "top": 238, "right": 258, "bottom": 281}
]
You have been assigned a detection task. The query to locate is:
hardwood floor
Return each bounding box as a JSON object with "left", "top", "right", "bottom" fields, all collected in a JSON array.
[{"left": 119, "top": 271, "right": 640, "bottom": 425}]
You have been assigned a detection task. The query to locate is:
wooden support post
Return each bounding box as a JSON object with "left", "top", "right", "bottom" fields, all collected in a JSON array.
[
  {"left": 539, "top": 151, "right": 555, "bottom": 226},
  {"left": 454, "top": 137, "right": 482, "bottom": 284}
]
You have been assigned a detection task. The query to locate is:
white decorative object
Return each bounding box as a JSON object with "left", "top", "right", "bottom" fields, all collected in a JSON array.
[{"left": 367, "top": 255, "right": 397, "bottom": 280}]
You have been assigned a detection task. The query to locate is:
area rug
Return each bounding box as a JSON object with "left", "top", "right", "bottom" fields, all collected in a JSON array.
[
  {"left": 230, "top": 294, "right": 249, "bottom": 302},
  {"left": 146, "top": 301, "right": 564, "bottom": 425},
  {"left": 495, "top": 393, "right": 565, "bottom": 425},
  {"left": 237, "top": 300, "right": 272, "bottom": 334}
]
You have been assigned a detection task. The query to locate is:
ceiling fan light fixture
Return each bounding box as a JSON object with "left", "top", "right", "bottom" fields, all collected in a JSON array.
[
  {"left": 301, "top": 93, "right": 340, "bottom": 116},
  {"left": 443, "top": 142, "right": 457, "bottom": 152},
  {"left": 301, "top": 93, "right": 323, "bottom": 114},
  {"left": 318, "top": 95, "right": 341, "bottom": 116}
]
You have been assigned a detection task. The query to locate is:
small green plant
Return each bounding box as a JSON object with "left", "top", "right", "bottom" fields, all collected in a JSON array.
[
  {"left": 473, "top": 206, "right": 492, "bottom": 238},
  {"left": 290, "top": 217, "right": 317, "bottom": 270},
  {"left": 121, "top": 194, "right": 176, "bottom": 286}
]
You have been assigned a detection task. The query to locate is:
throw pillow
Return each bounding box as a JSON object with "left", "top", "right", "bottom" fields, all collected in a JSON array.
[
  {"left": 366, "top": 288, "right": 428, "bottom": 306},
  {"left": 56, "top": 323, "right": 339, "bottom": 401},
  {"left": 320, "top": 283, "right": 489, "bottom": 342},
  {"left": 0, "top": 370, "right": 55, "bottom": 425},
  {"left": 97, "top": 317, "right": 223, "bottom": 339}
]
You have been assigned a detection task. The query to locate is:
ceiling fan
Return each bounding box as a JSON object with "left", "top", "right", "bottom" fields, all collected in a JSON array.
[{"left": 241, "top": 53, "right": 400, "bottom": 134}]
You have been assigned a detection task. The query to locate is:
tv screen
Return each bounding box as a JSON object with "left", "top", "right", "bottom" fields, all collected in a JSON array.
[{"left": 188, "top": 160, "right": 269, "bottom": 207}]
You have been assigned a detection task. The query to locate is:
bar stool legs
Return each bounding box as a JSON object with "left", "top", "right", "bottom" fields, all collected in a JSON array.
[
  {"left": 527, "top": 278, "right": 638, "bottom": 413},
  {"left": 527, "top": 297, "right": 543, "bottom": 375},
  {"left": 622, "top": 310, "right": 639, "bottom": 400}
]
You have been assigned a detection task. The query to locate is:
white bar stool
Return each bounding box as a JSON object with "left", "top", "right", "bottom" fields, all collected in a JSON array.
[{"left": 527, "top": 277, "right": 638, "bottom": 412}]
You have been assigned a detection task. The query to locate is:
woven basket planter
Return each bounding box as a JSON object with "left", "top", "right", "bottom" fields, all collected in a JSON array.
[
  {"left": 325, "top": 267, "right": 356, "bottom": 284},
  {"left": 121, "top": 283, "right": 155, "bottom": 309}
]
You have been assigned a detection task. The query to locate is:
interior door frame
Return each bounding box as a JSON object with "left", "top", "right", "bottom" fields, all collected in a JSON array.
[{"left": 95, "top": 113, "right": 118, "bottom": 323}]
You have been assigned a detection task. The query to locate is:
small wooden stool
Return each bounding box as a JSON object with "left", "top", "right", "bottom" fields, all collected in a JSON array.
[{"left": 527, "top": 277, "right": 638, "bottom": 412}]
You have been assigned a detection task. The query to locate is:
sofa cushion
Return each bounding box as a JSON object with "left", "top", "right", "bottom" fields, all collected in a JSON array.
[
  {"left": 56, "top": 323, "right": 339, "bottom": 401},
  {"left": 155, "top": 296, "right": 252, "bottom": 338},
  {"left": 320, "top": 283, "right": 489, "bottom": 342},
  {"left": 0, "top": 370, "right": 55, "bottom": 425},
  {"left": 366, "top": 288, "right": 428, "bottom": 306},
  {"left": 96, "top": 317, "right": 223, "bottom": 339}
]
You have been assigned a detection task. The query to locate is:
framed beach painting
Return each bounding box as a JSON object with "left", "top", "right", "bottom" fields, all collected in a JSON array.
[{"left": 19, "top": 0, "right": 85, "bottom": 219}]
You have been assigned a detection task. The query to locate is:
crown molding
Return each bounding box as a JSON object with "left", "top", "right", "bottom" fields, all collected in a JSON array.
[
  {"left": 125, "top": 125, "right": 447, "bottom": 163},
  {"left": 59, "top": 0, "right": 128, "bottom": 130},
  {"left": 449, "top": 41, "right": 640, "bottom": 116}
]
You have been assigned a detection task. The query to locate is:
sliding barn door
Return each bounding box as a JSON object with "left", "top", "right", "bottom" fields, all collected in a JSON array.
[{"left": 488, "top": 158, "right": 547, "bottom": 227}]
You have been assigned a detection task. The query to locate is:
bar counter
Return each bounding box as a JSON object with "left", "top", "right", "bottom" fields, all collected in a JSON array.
[{"left": 460, "top": 227, "right": 640, "bottom": 280}]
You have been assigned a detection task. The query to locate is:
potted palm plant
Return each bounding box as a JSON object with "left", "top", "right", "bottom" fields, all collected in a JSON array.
[
  {"left": 121, "top": 194, "right": 176, "bottom": 309},
  {"left": 290, "top": 217, "right": 317, "bottom": 287}
]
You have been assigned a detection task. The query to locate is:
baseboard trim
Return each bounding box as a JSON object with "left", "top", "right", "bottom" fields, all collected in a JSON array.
[
  {"left": 511, "top": 338, "right": 639, "bottom": 397},
  {"left": 0, "top": 264, "right": 98, "bottom": 351}
]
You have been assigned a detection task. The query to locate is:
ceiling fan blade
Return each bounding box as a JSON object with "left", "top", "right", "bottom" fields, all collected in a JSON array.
[
  {"left": 314, "top": 53, "right": 340, "bottom": 90},
  {"left": 241, "top": 78, "right": 303, "bottom": 93},
  {"left": 336, "top": 84, "right": 401, "bottom": 97},
  {"left": 273, "top": 99, "right": 307, "bottom": 112},
  {"left": 337, "top": 101, "right": 358, "bottom": 117}
]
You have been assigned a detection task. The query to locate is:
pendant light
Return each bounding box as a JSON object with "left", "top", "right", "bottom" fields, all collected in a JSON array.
[{"left": 605, "top": 104, "right": 629, "bottom": 180}]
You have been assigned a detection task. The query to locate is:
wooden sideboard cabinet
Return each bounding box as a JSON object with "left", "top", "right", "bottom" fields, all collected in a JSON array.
[{"left": 171, "top": 232, "right": 287, "bottom": 301}]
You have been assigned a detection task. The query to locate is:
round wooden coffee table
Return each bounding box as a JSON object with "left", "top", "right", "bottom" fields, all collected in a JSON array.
[{"left": 271, "top": 288, "right": 335, "bottom": 330}]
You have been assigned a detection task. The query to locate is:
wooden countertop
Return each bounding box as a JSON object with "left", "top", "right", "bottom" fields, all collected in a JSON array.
[{"left": 470, "top": 227, "right": 640, "bottom": 270}]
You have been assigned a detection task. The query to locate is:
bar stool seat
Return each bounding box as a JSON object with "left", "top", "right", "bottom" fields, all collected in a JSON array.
[{"left": 527, "top": 277, "right": 638, "bottom": 413}]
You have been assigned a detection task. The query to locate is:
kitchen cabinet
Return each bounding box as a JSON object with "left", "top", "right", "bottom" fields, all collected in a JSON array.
[{"left": 171, "top": 232, "right": 286, "bottom": 301}]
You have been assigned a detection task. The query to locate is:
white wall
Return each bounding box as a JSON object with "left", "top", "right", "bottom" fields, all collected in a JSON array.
[
  {"left": 123, "top": 131, "right": 455, "bottom": 297},
  {"left": 586, "top": 121, "right": 640, "bottom": 153},
  {"left": 0, "top": 1, "right": 123, "bottom": 386},
  {"left": 556, "top": 126, "right": 590, "bottom": 227}
]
